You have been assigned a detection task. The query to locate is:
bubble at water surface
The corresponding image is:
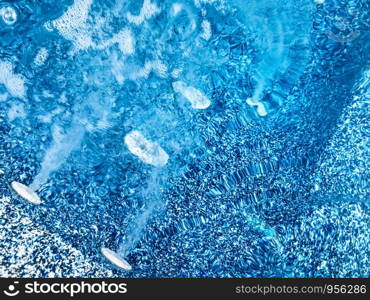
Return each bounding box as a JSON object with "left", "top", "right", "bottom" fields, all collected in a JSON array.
[{"left": 0, "top": 6, "right": 17, "bottom": 25}]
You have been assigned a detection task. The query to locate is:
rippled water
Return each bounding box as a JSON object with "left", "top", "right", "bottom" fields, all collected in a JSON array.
[{"left": 0, "top": 0, "right": 369, "bottom": 277}]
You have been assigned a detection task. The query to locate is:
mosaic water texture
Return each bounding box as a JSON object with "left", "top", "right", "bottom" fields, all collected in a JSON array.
[{"left": 0, "top": 0, "right": 369, "bottom": 277}]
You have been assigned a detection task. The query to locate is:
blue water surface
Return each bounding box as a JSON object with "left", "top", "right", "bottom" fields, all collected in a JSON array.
[{"left": 0, "top": 0, "right": 369, "bottom": 277}]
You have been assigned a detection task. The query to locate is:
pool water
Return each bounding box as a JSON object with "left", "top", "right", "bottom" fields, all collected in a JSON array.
[{"left": 0, "top": 0, "right": 369, "bottom": 277}]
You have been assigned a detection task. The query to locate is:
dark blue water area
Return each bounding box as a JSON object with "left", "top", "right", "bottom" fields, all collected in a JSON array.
[{"left": 0, "top": 0, "right": 369, "bottom": 277}]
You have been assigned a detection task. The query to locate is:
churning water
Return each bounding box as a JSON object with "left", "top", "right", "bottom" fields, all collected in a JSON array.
[{"left": 0, "top": 0, "right": 369, "bottom": 277}]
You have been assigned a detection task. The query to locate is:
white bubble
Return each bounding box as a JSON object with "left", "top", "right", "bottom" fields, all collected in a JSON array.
[
  {"left": 246, "top": 98, "right": 268, "bottom": 117},
  {"left": 200, "top": 20, "right": 212, "bottom": 41},
  {"left": 0, "top": 93, "right": 8, "bottom": 102},
  {"left": 0, "top": 61, "right": 26, "bottom": 98},
  {"left": 171, "top": 67, "right": 183, "bottom": 78},
  {"left": 171, "top": 3, "right": 183, "bottom": 16},
  {"left": 194, "top": 0, "right": 219, "bottom": 8},
  {"left": 117, "top": 29, "right": 135, "bottom": 55},
  {"left": 8, "top": 102, "right": 26, "bottom": 121},
  {"left": 124, "top": 130, "right": 169, "bottom": 167},
  {"left": 1, "top": 7, "right": 17, "bottom": 25},
  {"left": 45, "top": 0, "right": 93, "bottom": 51},
  {"left": 151, "top": 60, "right": 168, "bottom": 78},
  {"left": 128, "top": 60, "right": 167, "bottom": 80},
  {"left": 172, "top": 81, "right": 211, "bottom": 109},
  {"left": 126, "top": 0, "right": 160, "bottom": 25},
  {"left": 34, "top": 48, "right": 49, "bottom": 66},
  {"left": 98, "top": 28, "right": 135, "bottom": 55}
]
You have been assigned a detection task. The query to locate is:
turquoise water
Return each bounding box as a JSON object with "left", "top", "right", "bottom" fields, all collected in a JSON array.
[{"left": 0, "top": 0, "right": 369, "bottom": 277}]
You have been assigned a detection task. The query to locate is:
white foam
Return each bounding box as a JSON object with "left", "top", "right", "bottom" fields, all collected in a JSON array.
[
  {"left": 34, "top": 48, "right": 49, "bottom": 66},
  {"left": 38, "top": 107, "right": 63, "bottom": 124},
  {"left": 0, "top": 93, "right": 8, "bottom": 102},
  {"left": 171, "top": 3, "right": 183, "bottom": 16},
  {"left": 0, "top": 61, "right": 26, "bottom": 98},
  {"left": 30, "top": 122, "right": 85, "bottom": 189},
  {"left": 8, "top": 102, "right": 26, "bottom": 121},
  {"left": 246, "top": 98, "right": 268, "bottom": 117},
  {"left": 11, "top": 182, "right": 42, "bottom": 205},
  {"left": 116, "top": 29, "right": 135, "bottom": 55},
  {"left": 46, "top": 0, "right": 93, "bottom": 51},
  {"left": 200, "top": 20, "right": 212, "bottom": 41},
  {"left": 129, "top": 60, "right": 167, "bottom": 80},
  {"left": 194, "top": 0, "right": 219, "bottom": 8},
  {"left": 151, "top": 60, "right": 168, "bottom": 78},
  {"left": 171, "top": 67, "right": 183, "bottom": 78},
  {"left": 0, "top": 6, "right": 17, "bottom": 25},
  {"left": 49, "top": 0, "right": 92, "bottom": 33},
  {"left": 46, "top": 1, "right": 137, "bottom": 54},
  {"left": 129, "top": 63, "right": 151, "bottom": 80},
  {"left": 126, "top": 0, "right": 160, "bottom": 25},
  {"left": 172, "top": 81, "right": 211, "bottom": 109},
  {"left": 98, "top": 28, "right": 135, "bottom": 55},
  {"left": 124, "top": 130, "right": 169, "bottom": 167},
  {"left": 101, "top": 248, "right": 132, "bottom": 271},
  {"left": 110, "top": 52, "right": 125, "bottom": 84}
]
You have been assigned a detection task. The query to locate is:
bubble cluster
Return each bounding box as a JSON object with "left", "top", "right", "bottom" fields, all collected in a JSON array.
[
  {"left": 0, "top": 61, "right": 26, "bottom": 98},
  {"left": 0, "top": 6, "right": 17, "bottom": 25}
]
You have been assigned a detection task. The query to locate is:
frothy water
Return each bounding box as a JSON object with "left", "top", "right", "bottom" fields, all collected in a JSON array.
[
  {"left": 118, "top": 169, "right": 166, "bottom": 257},
  {"left": 30, "top": 121, "right": 85, "bottom": 190},
  {"left": 0, "top": 6, "right": 17, "bottom": 25},
  {"left": 172, "top": 81, "right": 211, "bottom": 109},
  {"left": 124, "top": 131, "right": 169, "bottom": 167},
  {"left": 0, "top": 0, "right": 368, "bottom": 277},
  {"left": 0, "top": 61, "right": 26, "bottom": 98}
]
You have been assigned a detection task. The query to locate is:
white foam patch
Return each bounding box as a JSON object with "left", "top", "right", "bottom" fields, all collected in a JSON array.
[
  {"left": 129, "top": 60, "right": 167, "bottom": 80},
  {"left": 34, "top": 48, "right": 49, "bottom": 66},
  {"left": 171, "top": 3, "right": 183, "bottom": 16},
  {"left": 152, "top": 60, "right": 168, "bottom": 78},
  {"left": 110, "top": 52, "right": 125, "bottom": 84},
  {"left": 171, "top": 67, "right": 183, "bottom": 78},
  {"left": 194, "top": 0, "right": 220, "bottom": 8},
  {"left": 46, "top": 0, "right": 93, "bottom": 51},
  {"left": 0, "top": 61, "right": 26, "bottom": 98},
  {"left": 0, "top": 6, "right": 17, "bottom": 25},
  {"left": 126, "top": 0, "right": 160, "bottom": 25},
  {"left": 38, "top": 107, "right": 64, "bottom": 124},
  {"left": 200, "top": 20, "right": 212, "bottom": 41},
  {"left": 246, "top": 98, "right": 268, "bottom": 117},
  {"left": 95, "top": 109, "right": 113, "bottom": 130},
  {"left": 8, "top": 102, "right": 26, "bottom": 121},
  {"left": 101, "top": 248, "right": 132, "bottom": 271},
  {"left": 11, "top": 181, "right": 42, "bottom": 205},
  {"left": 30, "top": 122, "right": 85, "bottom": 189},
  {"left": 124, "top": 130, "right": 169, "bottom": 167},
  {"left": 98, "top": 28, "right": 135, "bottom": 55},
  {"left": 172, "top": 81, "right": 211, "bottom": 109},
  {"left": 116, "top": 29, "right": 135, "bottom": 55},
  {"left": 0, "top": 93, "right": 8, "bottom": 102},
  {"left": 46, "top": 1, "right": 137, "bottom": 54}
]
